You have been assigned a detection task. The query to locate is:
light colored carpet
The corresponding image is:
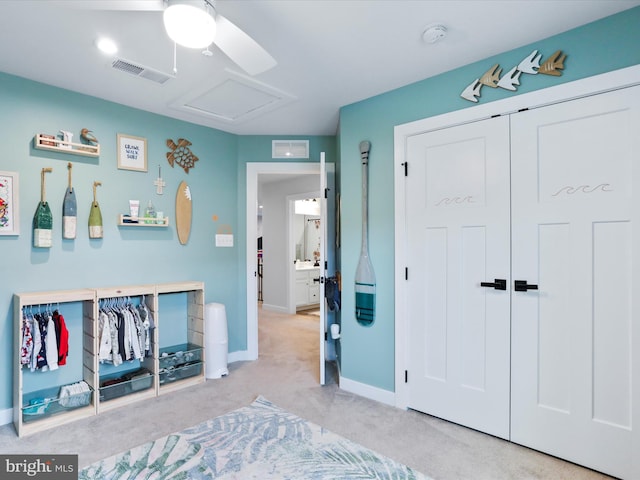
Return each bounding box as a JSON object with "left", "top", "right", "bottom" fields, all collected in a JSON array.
[
  {"left": 80, "top": 395, "right": 430, "bottom": 479},
  {"left": 0, "top": 306, "right": 611, "bottom": 479}
]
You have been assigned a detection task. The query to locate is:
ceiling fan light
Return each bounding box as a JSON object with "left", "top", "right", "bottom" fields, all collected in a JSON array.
[{"left": 163, "top": 4, "right": 216, "bottom": 49}]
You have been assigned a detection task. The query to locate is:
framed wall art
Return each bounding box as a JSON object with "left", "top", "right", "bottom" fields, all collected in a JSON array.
[
  {"left": 0, "top": 171, "right": 19, "bottom": 235},
  {"left": 117, "top": 133, "right": 147, "bottom": 172}
]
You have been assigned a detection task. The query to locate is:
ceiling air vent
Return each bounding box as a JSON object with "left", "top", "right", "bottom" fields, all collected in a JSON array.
[
  {"left": 272, "top": 140, "right": 309, "bottom": 159},
  {"left": 112, "top": 58, "right": 173, "bottom": 85}
]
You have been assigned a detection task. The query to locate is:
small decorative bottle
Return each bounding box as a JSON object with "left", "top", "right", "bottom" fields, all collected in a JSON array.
[{"left": 144, "top": 200, "right": 156, "bottom": 224}]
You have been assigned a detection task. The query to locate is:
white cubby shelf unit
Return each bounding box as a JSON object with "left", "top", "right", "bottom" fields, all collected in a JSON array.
[{"left": 13, "top": 281, "right": 205, "bottom": 437}]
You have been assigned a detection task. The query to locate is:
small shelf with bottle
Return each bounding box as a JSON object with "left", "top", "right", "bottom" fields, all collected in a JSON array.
[
  {"left": 33, "top": 134, "right": 100, "bottom": 157},
  {"left": 118, "top": 214, "right": 169, "bottom": 227}
]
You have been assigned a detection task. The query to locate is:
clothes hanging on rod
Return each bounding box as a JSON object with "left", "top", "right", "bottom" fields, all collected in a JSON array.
[
  {"left": 98, "top": 297, "right": 154, "bottom": 366},
  {"left": 21, "top": 305, "right": 68, "bottom": 372}
]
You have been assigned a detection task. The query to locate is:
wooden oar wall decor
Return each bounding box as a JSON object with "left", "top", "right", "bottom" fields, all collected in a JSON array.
[
  {"left": 89, "top": 181, "right": 103, "bottom": 239},
  {"left": 33, "top": 167, "right": 53, "bottom": 248},
  {"left": 461, "top": 49, "right": 567, "bottom": 103}
]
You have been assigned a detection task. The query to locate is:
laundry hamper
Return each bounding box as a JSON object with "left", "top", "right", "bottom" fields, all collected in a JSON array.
[{"left": 205, "top": 303, "right": 229, "bottom": 379}]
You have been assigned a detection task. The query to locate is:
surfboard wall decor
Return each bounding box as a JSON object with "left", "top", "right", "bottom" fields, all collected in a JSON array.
[{"left": 175, "top": 180, "right": 192, "bottom": 245}]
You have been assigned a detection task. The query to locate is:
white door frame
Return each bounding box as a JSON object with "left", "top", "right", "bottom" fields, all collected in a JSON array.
[
  {"left": 394, "top": 65, "right": 640, "bottom": 409},
  {"left": 246, "top": 162, "right": 321, "bottom": 360}
]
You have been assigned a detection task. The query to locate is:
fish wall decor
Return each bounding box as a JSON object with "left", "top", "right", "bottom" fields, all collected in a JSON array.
[{"left": 461, "top": 49, "right": 567, "bottom": 103}]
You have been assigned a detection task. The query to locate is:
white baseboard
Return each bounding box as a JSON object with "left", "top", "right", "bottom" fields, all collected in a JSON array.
[
  {"left": 0, "top": 407, "right": 12, "bottom": 426},
  {"left": 260, "top": 303, "right": 289, "bottom": 313},
  {"left": 339, "top": 376, "right": 396, "bottom": 407},
  {"left": 228, "top": 349, "right": 256, "bottom": 363}
]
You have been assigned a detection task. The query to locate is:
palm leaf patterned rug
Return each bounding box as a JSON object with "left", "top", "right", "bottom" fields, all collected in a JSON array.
[{"left": 80, "top": 395, "right": 430, "bottom": 479}]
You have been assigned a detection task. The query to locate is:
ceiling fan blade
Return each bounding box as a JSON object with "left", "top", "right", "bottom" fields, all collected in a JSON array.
[
  {"left": 61, "top": 0, "right": 164, "bottom": 11},
  {"left": 212, "top": 14, "right": 277, "bottom": 76}
]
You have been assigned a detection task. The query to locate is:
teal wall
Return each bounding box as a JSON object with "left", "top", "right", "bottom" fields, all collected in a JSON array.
[
  {"left": 0, "top": 73, "right": 335, "bottom": 412},
  {"left": 337, "top": 7, "right": 640, "bottom": 391}
]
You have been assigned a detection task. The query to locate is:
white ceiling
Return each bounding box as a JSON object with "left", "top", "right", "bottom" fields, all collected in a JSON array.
[{"left": 1, "top": 0, "right": 638, "bottom": 136}]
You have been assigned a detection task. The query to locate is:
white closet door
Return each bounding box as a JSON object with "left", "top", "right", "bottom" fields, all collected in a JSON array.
[
  {"left": 510, "top": 85, "right": 640, "bottom": 479},
  {"left": 405, "top": 116, "right": 511, "bottom": 439}
]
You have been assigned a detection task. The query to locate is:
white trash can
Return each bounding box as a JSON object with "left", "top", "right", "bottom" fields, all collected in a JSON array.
[{"left": 205, "top": 303, "right": 229, "bottom": 379}]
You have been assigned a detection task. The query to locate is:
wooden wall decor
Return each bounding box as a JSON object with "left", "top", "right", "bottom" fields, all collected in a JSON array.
[
  {"left": 166, "top": 138, "right": 199, "bottom": 174},
  {"left": 461, "top": 49, "right": 567, "bottom": 103}
]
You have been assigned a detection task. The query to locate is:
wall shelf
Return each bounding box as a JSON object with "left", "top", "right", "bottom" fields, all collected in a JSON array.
[
  {"left": 33, "top": 134, "right": 100, "bottom": 157},
  {"left": 118, "top": 214, "right": 169, "bottom": 227}
]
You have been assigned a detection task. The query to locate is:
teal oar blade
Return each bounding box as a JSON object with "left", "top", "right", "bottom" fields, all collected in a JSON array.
[
  {"left": 355, "top": 140, "right": 375, "bottom": 326},
  {"left": 62, "top": 187, "right": 77, "bottom": 239}
]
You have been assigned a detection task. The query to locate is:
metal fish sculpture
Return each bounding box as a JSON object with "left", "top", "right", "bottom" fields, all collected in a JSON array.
[
  {"left": 460, "top": 78, "right": 482, "bottom": 103},
  {"left": 479, "top": 64, "right": 502, "bottom": 88},
  {"left": 539, "top": 50, "right": 567, "bottom": 76},
  {"left": 166, "top": 138, "right": 199, "bottom": 174},
  {"left": 517, "top": 49, "right": 542, "bottom": 74},
  {"left": 497, "top": 65, "right": 522, "bottom": 91}
]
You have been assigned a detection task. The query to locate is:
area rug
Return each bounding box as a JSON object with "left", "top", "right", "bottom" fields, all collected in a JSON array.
[{"left": 79, "top": 395, "right": 429, "bottom": 479}]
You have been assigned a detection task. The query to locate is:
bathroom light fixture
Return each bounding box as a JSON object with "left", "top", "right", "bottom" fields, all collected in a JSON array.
[
  {"left": 163, "top": 3, "right": 217, "bottom": 49},
  {"left": 96, "top": 37, "right": 118, "bottom": 55}
]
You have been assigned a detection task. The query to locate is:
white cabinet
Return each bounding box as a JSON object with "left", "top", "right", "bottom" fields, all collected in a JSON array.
[
  {"left": 295, "top": 268, "right": 320, "bottom": 309},
  {"left": 14, "top": 281, "right": 204, "bottom": 437}
]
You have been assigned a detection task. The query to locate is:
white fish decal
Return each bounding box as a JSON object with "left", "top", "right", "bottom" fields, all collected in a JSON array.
[
  {"left": 461, "top": 79, "right": 482, "bottom": 103},
  {"left": 518, "top": 49, "right": 542, "bottom": 74},
  {"left": 497, "top": 65, "right": 522, "bottom": 91}
]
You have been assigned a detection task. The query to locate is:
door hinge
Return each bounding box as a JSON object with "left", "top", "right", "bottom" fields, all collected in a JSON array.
[
  {"left": 324, "top": 187, "right": 329, "bottom": 199},
  {"left": 324, "top": 331, "right": 328, "bottom": 341},
  {"left": 405, "top": 267, "right": 408, "bottom": 280},
  {"left": 325, "top": 260, "right": 328, "bottom": 270},
  {"left": 402, "top": 162, "right": 408, "bottom": 176},
  {"left": 405, "top": 370, "right": 408, "bottom": 383}
]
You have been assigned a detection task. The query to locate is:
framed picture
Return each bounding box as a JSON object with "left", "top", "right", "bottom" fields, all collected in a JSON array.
[
  {"left": 117, "top": 133, "right": 147, "bottom": 172},
  {"left": 0, "top": 171, "right": 19, "bottom": 236}
]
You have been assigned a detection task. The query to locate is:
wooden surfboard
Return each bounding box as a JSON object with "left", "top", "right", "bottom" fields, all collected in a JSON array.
[{"left": 175, "top": 180, "right": 192, "bottom": 245}]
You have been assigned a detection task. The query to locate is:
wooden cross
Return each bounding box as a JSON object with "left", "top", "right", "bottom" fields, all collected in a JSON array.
[{"left": 154, "top": 165, "right": 166, "bottom": 195}]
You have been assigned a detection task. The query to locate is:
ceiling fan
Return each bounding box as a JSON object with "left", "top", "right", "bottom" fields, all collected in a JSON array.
[{"left": 75, "top": 0, "right": 277, "bottom": 76}]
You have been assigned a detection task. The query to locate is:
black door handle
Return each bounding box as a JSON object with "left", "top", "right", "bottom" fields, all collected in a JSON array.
[
  {"left": 514, "top": 280, "right": 538, "bottom": 292},
  {"left": 480, "top": 279, "right": 507, "bottom": 290}
]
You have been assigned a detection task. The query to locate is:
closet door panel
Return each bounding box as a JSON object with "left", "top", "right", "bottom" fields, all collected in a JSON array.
[
  {"left": 510, "top": 85, "right": 640, "bottom": 479},
  {"left": 406, "top": 115, "right": 511, "bottom": 439}
]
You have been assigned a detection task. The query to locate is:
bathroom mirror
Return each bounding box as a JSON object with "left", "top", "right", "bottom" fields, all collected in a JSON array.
[{"left": 294, "top": 198, "right": 321, "bottom": 264}]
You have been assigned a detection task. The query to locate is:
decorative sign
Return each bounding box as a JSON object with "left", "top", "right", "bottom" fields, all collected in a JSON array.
[
  {"left": 0, "top": 171, "right": 19, "bottom": 236},
  {"left": 166, "top": 138, "right": 199, "bottom": 174},
  {"left": 117, "top": 133, "right": 148, "bottom": 172},
  {"left": 461, "top": 49, "right": 567, "bottom": 103}
]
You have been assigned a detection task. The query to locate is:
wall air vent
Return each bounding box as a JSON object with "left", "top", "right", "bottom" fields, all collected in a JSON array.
[
  {"left": 272, "top": 140, "right": 309, "bottom": 159},
  {"left": 111, "top": 58, "right": 173, "bottom": 85}
]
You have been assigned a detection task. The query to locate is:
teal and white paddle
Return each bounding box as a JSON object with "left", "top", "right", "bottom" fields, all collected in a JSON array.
[
  {"left": 62, "top": 162, "right": 77, "bottom": 239},
  {"left": 33, "top": 167, "right": 53, "bottom": 248},
  {"left": 355, "top": 141, "right": 375, "bottom": 326}
]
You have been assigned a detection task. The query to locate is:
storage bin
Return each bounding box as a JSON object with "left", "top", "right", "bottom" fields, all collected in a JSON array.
[
  {"left": 99, "top": 368, "right": 153, "bottom": 401},
  {"left": 22, "top": 384, "right": 93, "bottom": 423},
  {"left": 159, "top": 343, "right": 202, "bottom": 370},
  {"left": 159, "top": 362, "right": 203, "bottom": 385}
]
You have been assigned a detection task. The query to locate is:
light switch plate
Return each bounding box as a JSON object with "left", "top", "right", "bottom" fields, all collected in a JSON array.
[{"left": 216, "top": 234, "right": 234, "bottom": 247}]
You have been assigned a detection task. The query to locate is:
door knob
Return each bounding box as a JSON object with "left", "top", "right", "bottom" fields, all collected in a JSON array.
[
  {"left": 514, "top": 280, "right": 538, "bottom": 292},
  {"left": 480, "top": 279, "right": 507, "bottom": 290}
]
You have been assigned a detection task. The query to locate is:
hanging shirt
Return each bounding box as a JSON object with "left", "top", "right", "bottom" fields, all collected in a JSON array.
[{"left": 53, "top": 310, "right": 69, "bottom": 366}]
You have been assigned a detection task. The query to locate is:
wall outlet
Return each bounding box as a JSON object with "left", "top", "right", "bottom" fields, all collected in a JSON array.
[{"left": 216, "top": 234, "right": 234, "bottom": 247}]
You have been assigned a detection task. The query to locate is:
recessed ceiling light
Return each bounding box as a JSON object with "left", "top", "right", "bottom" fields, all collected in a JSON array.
[{"left": 96, "top": 37, "right": 118, "bottom": 55}]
